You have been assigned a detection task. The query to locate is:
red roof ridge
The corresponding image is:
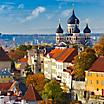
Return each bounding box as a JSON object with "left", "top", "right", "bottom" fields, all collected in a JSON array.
[
  {"left": 0, "top": 82, "right": 13, "bottom": 91},
  {"left": 9, "top": 81, "right": 17, "bottom": 91},
  {"left": 23, "top": 84, "right": 41, "bottom": 101}
]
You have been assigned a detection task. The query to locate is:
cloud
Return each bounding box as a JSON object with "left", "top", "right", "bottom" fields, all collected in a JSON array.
[
  {"left": 4, "top": 2, "right": 15, "bottom": 5},
  {"left": 18, "top": 4, "right": 24, "bottom": 9},
  {"left": 26, "top": 6, "right": 46, "bottom": 20},
  {"left": 61, "top": 9, "right": 72, "bottom": 17},
  {"left": 0, "top": 4, "right": 14, "bottom": 12},
  {"left": 82, "top": 18, "right": 91, "bottom": 25}
]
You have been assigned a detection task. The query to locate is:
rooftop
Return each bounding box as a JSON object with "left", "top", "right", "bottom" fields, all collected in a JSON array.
[
  {"left": 23, "top": 84, "right": 42, "bottom": 101},
  {"left": 89, "top": 56, "right": 104, "bottom": 72},
  {"left": 49, "top": 48, "right": 78, "bottom": 62}
]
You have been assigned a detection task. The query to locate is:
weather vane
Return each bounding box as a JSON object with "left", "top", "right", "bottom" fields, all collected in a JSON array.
[{"left": 72, "top": 0, "right": 75, "bottom": 9}]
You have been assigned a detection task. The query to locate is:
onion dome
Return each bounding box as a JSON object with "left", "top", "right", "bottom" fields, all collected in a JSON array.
[
  {"left": 83, "top": 24, "right": 91, "bottom": 33},
  {"left": 67, "top": 9, "right": 79, "bottom": 24},
  {"left": 56, "top": 23, "right": 63, "bottom": 33},
  {"left": 73, "top": 24, "right": 80, "bottom": 33}
]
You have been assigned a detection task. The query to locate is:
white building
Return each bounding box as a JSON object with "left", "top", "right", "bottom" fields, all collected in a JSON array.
[{"left": 44, "top": 47, "right": 77, "bottom": 90}]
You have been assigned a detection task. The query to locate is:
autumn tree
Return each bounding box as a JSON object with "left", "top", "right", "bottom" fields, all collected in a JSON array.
[
  {"left": 73, "top": 47, "right": 97, "bottom": 79},
  {"left": 26, "top": 73, "right": 45, "bottom": 93},
  {"left": 8, "top": 49, "right": 26, "bottom": 61},
  {"left": 94, "top": 35, "right": 104, "bottom": 56},
  {"left": 42, "top": 80, "right": 63, "bottom": 102}
]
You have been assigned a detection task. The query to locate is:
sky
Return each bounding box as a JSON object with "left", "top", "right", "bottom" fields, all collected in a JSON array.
[{"left": 0, "top": 0, "right": 104, "bottom": 34}]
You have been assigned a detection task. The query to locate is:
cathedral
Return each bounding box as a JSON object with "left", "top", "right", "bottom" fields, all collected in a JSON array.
[{"left": 56, "top": 9, "right": 92, "bottom": 47}]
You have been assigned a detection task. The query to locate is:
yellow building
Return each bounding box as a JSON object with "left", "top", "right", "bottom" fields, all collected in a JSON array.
[{"left": 85, "top": 56, "right": 104, "bottom": 96}]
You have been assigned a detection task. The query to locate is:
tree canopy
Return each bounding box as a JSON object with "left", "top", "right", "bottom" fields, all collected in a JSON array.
[
  {"left": 26, "top": 73, "right": 45, "bottom": 93},
  {"left": 73, "top": 47, "right": 97, "bottom": 79},
  {"left": 42, "top": 80, "right": 63, "bottom": 101},
  {"left": 17, "top": 45, "right": 32, "bottom": 51},
  {"left": 94, "top": 35, "right": 104, "bottom": 56}
]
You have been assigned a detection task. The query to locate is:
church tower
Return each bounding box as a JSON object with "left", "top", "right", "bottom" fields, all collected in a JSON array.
[
  {"left": 71, "top": 19, "right": 80, "bottom": 44},
  {"left": 83, "top": 23, "right": 92, "bottom": 46},
  {"left": 56, "top": 19, "right": 64, "bottom": 44},
  {"left": 83, "top": 23, "right": 91, "bottom": 37},
  {"left": 67, "top": 9, "right": 79, "bottom": 34}
]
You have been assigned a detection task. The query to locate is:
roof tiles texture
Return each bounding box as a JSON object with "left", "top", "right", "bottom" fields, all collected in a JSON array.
[
  {"left": 89, "top": 56, "right": 104, "bottom": 72},
  {"left": 23, "top": 84, "right": 41, "bottom": 101},
  {"left": 49, "top": 48, "right": 78, "bottom": 62},
  {"left": 0, "top": 82, "right": 13, "bottom": 91}
]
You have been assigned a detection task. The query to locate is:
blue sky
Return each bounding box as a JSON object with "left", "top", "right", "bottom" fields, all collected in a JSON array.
[{"left": 0, "top": 0, "right": 104, "bottom": 34}]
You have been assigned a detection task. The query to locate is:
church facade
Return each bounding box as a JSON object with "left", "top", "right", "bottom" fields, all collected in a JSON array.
[{"left": 56, "top": 9, "right": 92, "bottom": 47}]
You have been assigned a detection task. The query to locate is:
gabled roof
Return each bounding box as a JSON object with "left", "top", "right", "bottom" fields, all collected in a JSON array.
[
  {"left": 0, "top": 82, "right": 13, "bottom": 91},
  {"left": 49, "top": 48, "right": 78, "bottom": 62},
  {"left": 89, "top": 56, "right": 104, "bottom": 72},
  {"left": 23, "top": 84, "right": 42, "bottom": 101},
  {"left": 0, "top": 47, "right": 10, "bottom": 61}
]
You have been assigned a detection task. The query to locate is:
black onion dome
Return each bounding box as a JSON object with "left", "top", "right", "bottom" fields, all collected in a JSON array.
[
  {"left": 83, "top": 24, "right": 91, "bottom": 33},
  {"left": 56, "top": 24, "right": 63, "bottom": 33},
  {"left": 73, "top": 25, "right": 80, "bottom": 33},
  {"left": 67, "top": 9, "right": 79, "bottom": 24}
]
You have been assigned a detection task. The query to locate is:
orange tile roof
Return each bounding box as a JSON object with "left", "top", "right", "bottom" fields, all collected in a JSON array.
[
  {"left": 18, "top": 58, "right": 28, "bottom": 63},
  {"left": 89, "top": 56, "right": 104, "bottom": 72},
  {"left": 49, "top": 48, "right": 63, "bottom": 59},
  {"left": 23, "top": 84, "right": 42, "bottom": 101},
  {"left": 49, "top": 48, "right": 78, "bottom": 62}
]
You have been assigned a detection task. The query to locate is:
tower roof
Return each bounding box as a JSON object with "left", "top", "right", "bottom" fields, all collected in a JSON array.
[
  {"left": 56, "top": 23, "right": 63, "bottom": 33},
  {"left": 83, "top": 23, "right": 91, "bottom": 33},
  {"left": 73, "top": 24, "right": 80, "bottom": 33},
  {"left": 67, "top": 9, "right": 79, "bottom": 24}
]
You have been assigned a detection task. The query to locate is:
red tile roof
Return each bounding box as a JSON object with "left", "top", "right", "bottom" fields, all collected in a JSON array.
[
  {"left": 0, "top": 82, "right": 13, "bottom": 91},
  {"left": 0, "top": 47, "right": 10, "bottom": 61},
  {"left": 49, "top": 48, "right": 78, "bottom": 62},
  {"left": 89, "top": 56, "right": 104, "bottom": 72},
  {"left": 23, "top": 84, "right": 41, "bottom": 101}
]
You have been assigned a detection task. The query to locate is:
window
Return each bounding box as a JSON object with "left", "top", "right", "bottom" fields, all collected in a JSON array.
[
  {"left": 97, "top": 88, "right": 99, "bottom": 91},
  {"left": 102, "top": 80, "right": 104, "bottom": 86},
  {"left": 101, "top": 74, "right": 104, "bottom": 77},
  {"left": 96, "top": 73, "right": 99, "bottom": 77},
  {"left": 96, "top": 80, "right": 99, "bottom": 84},
  {"left": 90, "top": 80, "right": 92, "bottom": 84},
  {"left": 88, "top": 72, "right": 92, "bottom": 76}
]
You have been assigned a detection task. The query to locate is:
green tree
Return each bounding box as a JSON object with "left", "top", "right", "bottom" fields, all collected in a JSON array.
[
  {"left": 42, "top": 80, "right": 63, "bottom": 103},
  {"left": 73, "top": 47, "right": 97, "bottom": 79},
  {"left": 17, "top": 45, "right": 28, "bottom": 51},
  {"left": 93, "top": 36, "right": 104, "bottom": 56},
  {"left": 17, "top": 45, "right": 32, "bottom": 51}
]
